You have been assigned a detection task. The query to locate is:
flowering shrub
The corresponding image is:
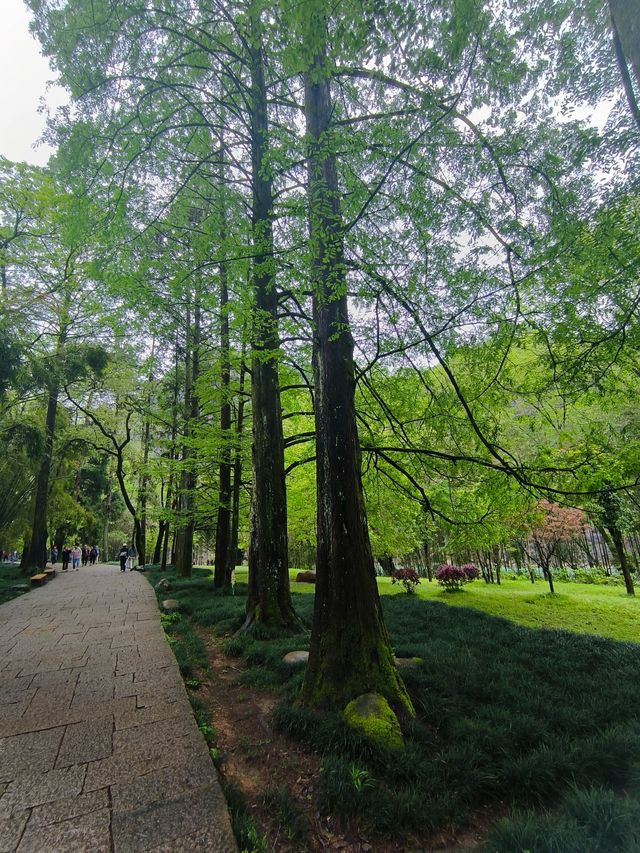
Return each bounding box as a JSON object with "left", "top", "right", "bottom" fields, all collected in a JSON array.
[
  {"left": 460, "top": 563, "right": 480, "bottom": 581},
  {"left": 391, "top": 568, "right": 421, "bottom": 594},
  {"left": 435, "top": 563, "right": 479, "bottom": 591}
]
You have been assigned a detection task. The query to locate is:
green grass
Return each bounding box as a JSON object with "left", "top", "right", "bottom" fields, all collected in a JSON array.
[
  {"left": 144, "top": 563, "right": 640, "bottom": 848},
  {"left": 377, "top": 575, "right": 640, "bottom": 645},
  {"left": 0, "top": 562, "right": 30, "bottom": 605},
  {"left": 233, "top": 567, "right": 640, "bottom": 645}
]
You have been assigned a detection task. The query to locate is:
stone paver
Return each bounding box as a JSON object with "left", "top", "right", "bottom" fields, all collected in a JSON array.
[{"left": 0, "top": 565, "right": 237, "bottom": 852}]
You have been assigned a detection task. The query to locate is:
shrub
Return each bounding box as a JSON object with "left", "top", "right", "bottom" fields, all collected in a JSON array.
[
  {"left": 435, "top": 563, "right": 479, "bottom": 591},
  {"left": 460, "top": 563, "right": 480, "bottom": 581},
  {"left": 391, "top": 568, "right": 421, "bottom": 594}
]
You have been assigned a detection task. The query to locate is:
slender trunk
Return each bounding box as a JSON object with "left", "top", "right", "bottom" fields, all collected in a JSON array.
[
  {"left": 229, "top": 350, "right": 247, "bottom": 578},
  {"left": 102, "top": 486, "right": 111, "bottom": 560},
  {"left": 152, "top": 521, "right": 166, "bottom": 566},
  {"left": 24, "top": 382, "right": 59, "bottom": 570},
  {"left": 175, "top": 298, "right": 200, "bottom": 578},
  {"left": 137, "top": 414, "right": 150, "bottom": 565},
  {"left": 545, "top": 564, "right": 555, "bottom": 594},
  {"left": 609, "top": 0, "right": 640, "bottom": 130},
  {"left": 299, "top": 38, "right": 413, "bottom": 718},
  {"left": 161, "top": 522, "right": 171, "bottom": 572},
  {"left": 608, "top": 525, "right": 635, "bottom": 595},
  {"left": 214, "top": 146, "right": 233, "bottom": 590},
  {"left": 240, "top": 7, "right": 300, "bottom": 634}
]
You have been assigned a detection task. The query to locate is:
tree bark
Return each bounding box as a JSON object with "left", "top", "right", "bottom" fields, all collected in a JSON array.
[
  {"left": 214, "top": 150, "right": 233, "bottom": 590},
  {"left": 608, "top": 525, "right": 635, "bottom": 596},
  {"left": 175, "top": 297, "right": 200, "bottom": 578},
  {"left": 239, "top": 6, "right": 300, "bottom": 634},
  {"left": 24, "top": 382, "right": 59, "bottom": 571},
  {"left": 299, "top": 39, "right": 413, "bottom": 718},
  {"left": 229, "top": 350, "right": 247, "bottom": 578}
]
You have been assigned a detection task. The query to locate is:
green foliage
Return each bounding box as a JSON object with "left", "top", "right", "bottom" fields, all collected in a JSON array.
[
  {"left": 0, "top": 564, "right": 29, "bottom": 606},
  {"left": 485, "top": 786, "right": 640, "bottom": 853},
  {"left": 262, "top": 786, "right": 308, "bottom": 843}
]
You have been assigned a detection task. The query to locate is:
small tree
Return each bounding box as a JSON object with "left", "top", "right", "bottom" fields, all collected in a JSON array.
[{"left": 525, "top": 501, "right": 585, "bottom": 594}]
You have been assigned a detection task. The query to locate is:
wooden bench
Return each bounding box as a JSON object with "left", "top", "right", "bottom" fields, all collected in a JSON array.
[
  {"left": 30, "top": 573, "right": 47, "bottom": 586},
  {"left": 44, "top": 568, "right": 56, "bottom": 579}
]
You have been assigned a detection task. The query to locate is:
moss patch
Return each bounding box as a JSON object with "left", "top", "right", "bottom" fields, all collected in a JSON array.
[{"left": 343, "top": 693, "right": 403, "bottom": 751}]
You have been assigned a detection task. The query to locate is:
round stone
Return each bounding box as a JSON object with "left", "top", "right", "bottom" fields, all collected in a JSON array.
[
  {"left": 283, "top": 650, "right": 309, "bottom": 665},
  {"left": 162, "top": 599, "right": 179, "bottom": 611},
  {"left": 394, "top": 656, "right": 422, "bottom": 669}
]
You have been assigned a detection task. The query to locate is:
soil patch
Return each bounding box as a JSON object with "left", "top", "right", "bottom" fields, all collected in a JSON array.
[{"left": 195, "top": 629, "right": 489, "bottom": 852}]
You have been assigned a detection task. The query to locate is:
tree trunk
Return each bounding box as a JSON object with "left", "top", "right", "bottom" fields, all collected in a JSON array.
[
  {"left": 24, "top": 382, "right": 59, "bottom": 571},
  {"left": 608, "top": 525, "right": 635, "bottom": 596},
  {"left": 422, "top": 540, "right": 432, "bottom": 581},
  {"left": 299, "top": 39, "right": 413, "bottom": 719},
  {"left": 229, "top": 349, "right": 247, "bottom": 578},
  {"left": 137, "top": 411, "right": 151, "bottom": 566},
  {"left": 544, "top": 564, "right": 555, "bottom": 594},
  {"left": 102, "top": 485, "right": 111, "bottom": 560},
  {"left": 214, "top": 154, "right": 233, "bottom": 591},
  {"left": 161, "top": 522, "right": 171, "bottom": 571},
  {"left": 152, "top": 521, "right": 166, "bottom": 566},
  {"left": 239, "top": 7, "right": 300, "bottom": 634},
  {"left": 378, "top": 556, "right": 395, "bottom": 576},
  {"left": 175, "top": 297, "right": 200, "bottom": 578}
]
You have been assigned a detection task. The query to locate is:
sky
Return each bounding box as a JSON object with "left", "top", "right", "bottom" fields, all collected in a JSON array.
[{"left": 0, "top": 0, "right": 68, "bottom": 166}]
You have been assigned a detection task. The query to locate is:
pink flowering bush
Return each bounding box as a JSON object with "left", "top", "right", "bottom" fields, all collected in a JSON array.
[
  {"left": 391, "top": 568, "right": 421, "bottom": 594},
  {"left": 435, "top": 563, "right": 479, "bottom": 591},
  {"left": 460, "top": 563, "right": 480, "bottom": 581}
]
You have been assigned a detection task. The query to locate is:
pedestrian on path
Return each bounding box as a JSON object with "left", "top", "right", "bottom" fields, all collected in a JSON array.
[
  {"left": 89, "top": 545, "right": 98, "bottom": 565},
  {"left": 127, "top": 544, "right": 137, "bottom": 571},
  {"left": 119, "top": 543, "right": 128, "bottom": 572},
  {"left": 61, "top": 546, "right": 70, "bottom": 571},
  {"left": 50, "top": 545, "right": 58, "bottom": 565},
  {"left": 71, "top": 544, "right": 81, "bottom": 570}
]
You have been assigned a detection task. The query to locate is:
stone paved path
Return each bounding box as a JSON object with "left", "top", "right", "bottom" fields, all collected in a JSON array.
[{"left": 0, "top": 564, "right": 237, "bottom": 852}]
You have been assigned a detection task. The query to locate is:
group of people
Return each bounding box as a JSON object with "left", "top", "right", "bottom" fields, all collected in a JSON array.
[
  {"left": 51, "top": 544, "right": 100, "bottom": 571},
  {"left": 0, "top": 550, "right": 18, "bottom": 562},
  {"left": 119, "top": 543, "right": 137, "bottom": 572}
]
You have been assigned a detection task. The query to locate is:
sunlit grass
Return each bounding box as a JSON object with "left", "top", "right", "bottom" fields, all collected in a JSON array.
[{"left": 230, "top": 566, "right": 640, "bottom": 644}]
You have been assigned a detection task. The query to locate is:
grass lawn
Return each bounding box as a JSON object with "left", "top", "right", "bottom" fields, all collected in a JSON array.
[
  {"left": 146, "top": 563, "right": 640, "bottom": 851},
  {"left": 0, "top": 562, "right": 29, "bottom": 605},
  {"left": 234, "top": 567, "right": 640, "bottom": 645}
]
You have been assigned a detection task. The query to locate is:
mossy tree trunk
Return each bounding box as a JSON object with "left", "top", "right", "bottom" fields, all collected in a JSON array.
[{"left": 299, "top": 40, "right": 414, "bottom": 719}]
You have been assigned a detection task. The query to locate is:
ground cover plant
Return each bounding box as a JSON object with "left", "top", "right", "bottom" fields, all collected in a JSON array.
[
  {"left": 0, "top": 562, "right": 30, "bottom": 605},
  {"left": 144, "top": 563, "right": 640, "bottom": 850}
]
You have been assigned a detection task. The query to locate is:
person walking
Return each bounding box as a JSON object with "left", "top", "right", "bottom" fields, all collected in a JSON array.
[
  {"left": 50, "top": 545, "right": 58, "bottom": 565},
  {"left": 89, "top": 545, "right": 97, "bottom": 565},
  {"left": 127, "top": 544, "right": 137, "bottom": 571},
  {"left": 71, "top": 544, "right": 82, "bottom": 570},
  {"left": 61, "top": 546, "right": 70, "bottom": 571},
  {"left": 119, "top": 543, "right": 128, "bottom": 572}
]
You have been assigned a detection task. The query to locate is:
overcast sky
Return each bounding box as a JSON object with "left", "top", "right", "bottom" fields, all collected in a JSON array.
[{"left": 0, "top": 0, "right": 68, "bottom": 166}]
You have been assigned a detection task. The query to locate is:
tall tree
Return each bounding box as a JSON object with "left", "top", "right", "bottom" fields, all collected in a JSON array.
[{"left": 298, "top": 5, "right": 413, "bottom": 716}]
